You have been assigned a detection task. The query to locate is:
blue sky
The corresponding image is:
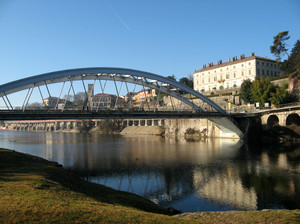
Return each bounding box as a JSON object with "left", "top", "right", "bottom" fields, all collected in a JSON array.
[{"left": 0, "top": 0, "right": 299, "bottom": 86}]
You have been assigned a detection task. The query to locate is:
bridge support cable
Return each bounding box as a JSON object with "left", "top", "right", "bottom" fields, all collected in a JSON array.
[
  {"left": 23, "top": 86, "right": 34, "bottom": 111},
  {"left": 140, "top": 77, "right": 151, "bottom": 111},
  {"left": 81, "top": 78, "right": 89, "bottom": 110},
  {"left": 71, "top": 80, "right": 76, "bottom": 97},
  {"left": 21, "top": 88, "right": 31, "bottom": 111},
  {"left": 37, "top": 86, "right": 44, "bottom": 105},
  {"left": 96, "top": 79, "right": 102, "bottom": 112},
  {"left": 56, "top": 81, "right": 65, "bottom": 110},
  {"left": 2, "top": 95, "right": 11, "bottom": 110},
  {"left": 124, "top": 81, "right": 131, "bottom": 110},
  {"left": 62, "top": 81, "right": 73, "bottom": 112},
  {"left": 112, "top": 75, "right": 122, "bottom": 110},
  {"left": 127, "top": 81, "right": 137, "bottom": 112},
  {"left": 91, "top": 79, "right": 96, "bottom": 96},
  {"left": 154, "top": 85, "right": 162, "bottom": 112},
  {"left": 98, "top": 78, "right": 107, "bottom": 95},
  {"left": 96, "top": 78, "right": 108, "bottom": 112},
  {"left": 44, "top": 81, "right": 52, "bottom": 99},
  {"left": 178, "top": 95, "right": 184, "bottom": 112},
  {"left": 169, "top": 95, "right": 175, "bottom": 112}
]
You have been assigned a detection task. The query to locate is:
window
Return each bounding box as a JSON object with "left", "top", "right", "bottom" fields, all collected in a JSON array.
[
  {"left": 257, "top": 62, "right": 260, "bottom": 65},
  {"left": 249, "top": 70, "right": 251, "bottom": 75},
  {"left": 262, "top": 69, "right": 265, "bottom": 75},
  {"left": 242, "top": 71, "right": 244, "bottom": 76},
  {"left": 220, "top": 69, "right": 222, "bottom": 71},
  {"left": 233, "top": 73, "right": 236, "bottom": 78},
  {"left": 202, "top": 79, "right": 204, "bottom": 84},
  {"left": 227, "top": 67, "right": 229, "bottom": 70},
  {"left": 214, "top": 70, "right": 216, "bottom": 73},
  {"left": 208, "top": 78, "right": 210, "bottom": 82},
  {"left": 262, "top": 62, "right": 265, "bottom": 66},
  {"left": 233, "top": 66, "right": 236, "bottom": 69},
  {"left": 241, "top": 64, "right": 244, "bottom": 67},
  {"left": 226, "top": 74, "right": 229, "bottom": 79},
  {"left": 257, "top": 69, "right": 260, "bottom": 75},
  {"left": 214, "top": 76, "right": 217, "bottom": 81}
]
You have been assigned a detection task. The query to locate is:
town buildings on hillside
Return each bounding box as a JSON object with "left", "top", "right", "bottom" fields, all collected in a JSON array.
[
  {"left": 87, "top": 84, "right": 120, "bottom": 110},
  {"left": 193, "top": 53, "right": 282, "bottom": 93},
  {"left": 133, "top": 89, "right": 157, "bottom": 103},
  {"left": 43, "top": 97, "right": 72, "bottom": 110}
]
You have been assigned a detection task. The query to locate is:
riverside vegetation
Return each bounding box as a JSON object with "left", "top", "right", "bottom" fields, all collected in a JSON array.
[{"left": 0, "top": 148, "right": 300, "bottom": 223}]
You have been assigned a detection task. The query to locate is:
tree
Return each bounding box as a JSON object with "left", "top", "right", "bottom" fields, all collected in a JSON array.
[
  {"left": 251, "top": 78, "right": 275, "bottom": 106},
  {"left": 270, "top": 31, "right": 290, "bottom": 60},
  {"left": 240, "top": 79, "right": 253, "bottom": 103},
  {"left": 247, "top": 77, "right": 296, "bottom": 107},
  {"left": 269, "top": 83, "right": 293, "bottom": 105},
  {"left": 27, "top": 102, "right": 42, "bottom": 109},
  {"left": 179, "top": 77, "right": 193, "bottom": 88},
  {"left": 73, "top": 92, "right": 87, "bottom": 108},
  {"left": 279, "top": 39, "right": 300, "bottom": 73},
  {"left": 167, "top": 74, "right": 176, "bottom": 81}
]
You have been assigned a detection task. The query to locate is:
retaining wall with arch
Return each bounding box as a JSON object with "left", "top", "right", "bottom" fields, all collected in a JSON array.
[{"left": 261, "top": 109, "right": 300, "bottom": 129}]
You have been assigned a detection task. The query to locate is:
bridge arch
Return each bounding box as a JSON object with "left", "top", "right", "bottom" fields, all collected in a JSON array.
[
  {"left": 0, "top": 67, "right": 244, "bottom": 138},
  {"left": 0, "top": 67, "right": 226, "bottom": 114},
  {"left": 267, "top": 115, "right": 279, "bottom": 128},
  {"left": 286, "top": 113, "right": 300, "bottom": 126}
]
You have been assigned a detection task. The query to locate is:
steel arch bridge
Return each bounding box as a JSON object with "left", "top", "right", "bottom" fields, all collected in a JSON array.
[{"left": 0, "top": 67, "right": 243, "bottom": 137}]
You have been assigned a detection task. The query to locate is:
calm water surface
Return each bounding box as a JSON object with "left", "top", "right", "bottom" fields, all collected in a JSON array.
[{"left": 0, "top": 131, "right": 300, "bottom": 213}]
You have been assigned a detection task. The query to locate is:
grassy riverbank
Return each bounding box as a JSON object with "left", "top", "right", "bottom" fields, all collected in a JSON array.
[{"left": 0, "top": 148, "right": 299, "bottom": 223}]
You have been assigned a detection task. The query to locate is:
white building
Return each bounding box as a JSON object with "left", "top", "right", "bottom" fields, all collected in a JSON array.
[
  {"left": 89, "top": 93, "right": 118, "bottom": 110},
  {"left": 193, "top": 53, "right": 281, "bottom": 93}
]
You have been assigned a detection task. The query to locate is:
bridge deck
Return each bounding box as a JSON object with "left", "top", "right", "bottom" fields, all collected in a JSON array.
[{"left": 0, "top": 110, "right": 230, "bottom": 120}]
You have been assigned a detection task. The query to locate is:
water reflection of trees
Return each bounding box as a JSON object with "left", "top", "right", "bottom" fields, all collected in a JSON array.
[
  {"left": 240, "top": 152, "right": 300, "bottom": 210},
  {"left": 41, "top": 133, "right": 300, "bottom": 211}
]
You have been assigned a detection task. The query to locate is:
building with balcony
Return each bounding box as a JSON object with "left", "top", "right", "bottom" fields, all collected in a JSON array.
[{"left": 193, "top": 53, "right": 282, "bottom": 93}]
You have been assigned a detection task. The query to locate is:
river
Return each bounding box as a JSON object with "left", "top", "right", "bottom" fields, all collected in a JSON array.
[{"left": 0, "top": 131, "right": 299, "bottom": 213}]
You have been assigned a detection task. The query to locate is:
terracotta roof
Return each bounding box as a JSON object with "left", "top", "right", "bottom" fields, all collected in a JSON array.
[
  {"left": 194, "top": 56, "right": 277, "bottom": 73},
  {"left": 93, "top": 93, "right": 117, "bottom": 98}
]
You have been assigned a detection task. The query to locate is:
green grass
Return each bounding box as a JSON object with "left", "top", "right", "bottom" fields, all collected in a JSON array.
[{"left": 0, "top": 148, "right": 299, "bottom": 223}]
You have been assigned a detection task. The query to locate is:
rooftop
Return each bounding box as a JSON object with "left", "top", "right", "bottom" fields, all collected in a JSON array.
[{"left": 194, "top": 54, "right": 277, "bottom": 73}]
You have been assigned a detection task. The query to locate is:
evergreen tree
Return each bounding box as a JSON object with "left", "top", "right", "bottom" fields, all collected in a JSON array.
[
  {"left": 240, "top": 79, "right": 253, "bottom": 103},
  {"left": 251, "top": 78, "right": 275, "bottom": 106},
  {"left": 179, "top": 77, "right": 193, "bottom": 88},
  {"left": 279, "top": 40, "right": 300, "bottom": 73},
  {"left": 270, "top": 31, "right": 290, "bottom": 60}
]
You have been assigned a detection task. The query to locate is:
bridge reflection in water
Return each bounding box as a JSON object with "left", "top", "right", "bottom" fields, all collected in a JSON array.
[{"left": 0, "top": 131, "right": 299, "bottom": 212}]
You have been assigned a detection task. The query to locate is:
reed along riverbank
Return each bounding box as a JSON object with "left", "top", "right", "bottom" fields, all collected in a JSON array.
[{"left": 0, "top": 148, "right": 299, "bottom": 223}]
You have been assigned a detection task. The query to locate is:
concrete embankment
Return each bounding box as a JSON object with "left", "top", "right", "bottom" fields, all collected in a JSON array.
[
  {"left": 120, "top": 126, "right": 164, "bottom": 136},
  {"left": 121, "top": 118, "right": 238, "bottom": 139}
]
